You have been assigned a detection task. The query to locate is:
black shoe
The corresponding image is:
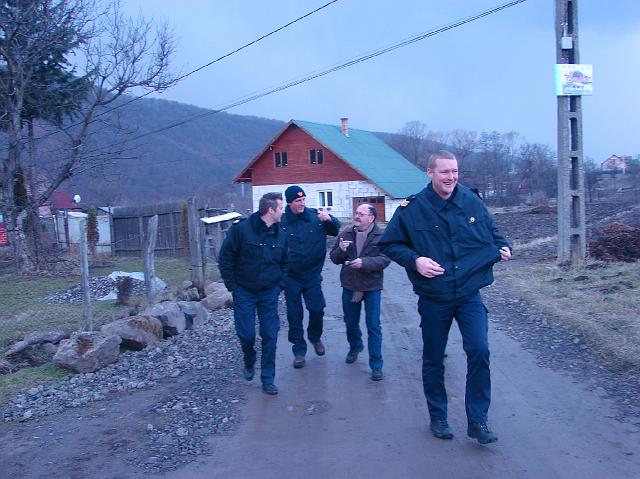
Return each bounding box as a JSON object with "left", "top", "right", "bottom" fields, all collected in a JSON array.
[
  {"left": 293, "top": 356, "right": 306, "bottom": 369},
  {"left": 430, "top": 419, "right": 454, "bottom": 440},
  {"left": 311, "top": 340, "right": 325, "bottom": 356},
  {"left": 345, "top": 346, "right": 363, "bottom": 364},
  {"left": 262, "top": 383, "right": 278, "bottom": 395},
  {"left": 467, "top": 422, "right": 498, "bottom": 444},
  {"left": 242, "top": 366, "right": 254, "bottom": 381},
  {"left": 371, "top": 368, "right": 384, "bottom": 381}
]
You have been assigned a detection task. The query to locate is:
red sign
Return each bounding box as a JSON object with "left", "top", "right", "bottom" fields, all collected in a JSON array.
[{"left": 0, "top": 223, "right": 7, "bottom": 246}]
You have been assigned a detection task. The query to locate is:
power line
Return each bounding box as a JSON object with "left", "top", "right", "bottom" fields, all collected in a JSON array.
[
  {"left": 109, "top": 0, "right": 528, "bottom": 144},
  {"left": 25, "top": 0, "right": 339, "bottom": 144}
]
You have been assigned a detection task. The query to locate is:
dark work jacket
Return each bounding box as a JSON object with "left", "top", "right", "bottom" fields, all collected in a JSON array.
[
  {"left": 378, "top": 183, "right": 511, "bottom": 302},
  {"left": 218, "top": 212, "right": 287, "bottom": 293},
  {"left": 329, "top": 224, "right": 390, "bottom": 291},
  {"left": 280, "top": 206, "right": 340, "bottom": 281}
]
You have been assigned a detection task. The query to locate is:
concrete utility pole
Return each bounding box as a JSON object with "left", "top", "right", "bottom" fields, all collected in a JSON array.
[{"left": 555, "top": 0, "right": 586, "bottom": 264}]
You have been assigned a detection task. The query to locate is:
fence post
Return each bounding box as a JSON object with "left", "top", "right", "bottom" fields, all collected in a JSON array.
[
  {"left": 187, "top": 198, "right": 204, "bottom": 294},
  {"left": 79, "top": 218, "right": 93, "bottom": 331},
  {"left": 144, "top": 215, "right": 159, "bottom": 305}
]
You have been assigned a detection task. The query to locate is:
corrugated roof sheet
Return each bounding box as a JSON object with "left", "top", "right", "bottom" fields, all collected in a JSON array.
[{"left": 294, "top": 120, "right": 426, "bottom": 199}]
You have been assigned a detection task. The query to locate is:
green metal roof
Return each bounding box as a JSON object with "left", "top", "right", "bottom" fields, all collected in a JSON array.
[{"left": 294, "top": 120, "right": 426, "bottom": 199}]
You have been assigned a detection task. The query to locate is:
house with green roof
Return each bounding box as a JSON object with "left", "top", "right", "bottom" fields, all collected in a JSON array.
[{"left": 235, "top": 118, "right": 426, "bottom": 221}]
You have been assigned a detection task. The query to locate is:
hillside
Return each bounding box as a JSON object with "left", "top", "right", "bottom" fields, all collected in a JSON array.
[{"left": 65, "top": 98, "right": 285, "bottom": 208}]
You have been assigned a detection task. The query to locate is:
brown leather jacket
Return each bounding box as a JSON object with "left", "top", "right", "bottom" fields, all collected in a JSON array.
[{"left": 329, "top": 224, "right": 390, "bottom": 291}]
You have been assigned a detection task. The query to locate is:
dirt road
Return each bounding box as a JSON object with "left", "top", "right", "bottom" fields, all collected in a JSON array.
[
  {"left": 2, "top": 261, "right": 639, "bottom": 478},
  {"left": 166, "top": 262, "right": 639, "bottom": 479}
]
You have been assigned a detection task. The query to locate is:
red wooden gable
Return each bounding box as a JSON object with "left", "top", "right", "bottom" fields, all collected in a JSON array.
[{"left": 235, "top": 123, "right": 366, "bottom": 185}]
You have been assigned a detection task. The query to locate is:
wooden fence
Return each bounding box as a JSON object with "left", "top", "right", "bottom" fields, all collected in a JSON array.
[{"left": 112, "top": 200, "right": 227, "bottom": 257}]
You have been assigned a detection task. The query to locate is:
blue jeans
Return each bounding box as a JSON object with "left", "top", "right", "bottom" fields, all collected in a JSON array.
[
  {"left": 233, "top": 285, "right": 281, "bottom": 385},
  {"left": 284, "top": 275, "right": 326, "bottom": 357},
  {"left": 342, "top": 288, "right": 383, "bottom": 370},
  {"left": 418, "top": 291, "right": 490, "bottom": 424}
]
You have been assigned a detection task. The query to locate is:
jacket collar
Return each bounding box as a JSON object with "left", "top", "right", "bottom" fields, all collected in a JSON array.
[
  {"left": 425, "top": 183, "right": 461, "bottom": 210},
  {"left": 250, "top": 211, "right": 279, "bottom": 233},
  {"left": 285, "top": 205, "right": 313, "bottom": 222}
]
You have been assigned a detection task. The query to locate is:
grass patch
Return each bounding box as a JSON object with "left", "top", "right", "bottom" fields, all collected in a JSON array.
[
  {"left": 0, "top": 363, "right": 70, "bottom": 404},
  {"left": 496, "top": 260, "right": 640, "bottom": 371}
]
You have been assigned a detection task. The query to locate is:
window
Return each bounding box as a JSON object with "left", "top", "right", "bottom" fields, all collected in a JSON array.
[
  {"left": 274, "top": 151, "right": 288, "bottom": 168},
  {"left": 309, "top": 148, "right": 323, "bottom": 165},
  {"left": 318, "top": 191, "right": 333, "bottom": 208}
]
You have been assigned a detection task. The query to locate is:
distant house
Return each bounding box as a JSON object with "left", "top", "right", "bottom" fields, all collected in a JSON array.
[
  {"left": 601, "top": 155, "right": 632, "bottom": 174},
  {"left": 234, "top": 118, "right": 425, "bottom": 221}
]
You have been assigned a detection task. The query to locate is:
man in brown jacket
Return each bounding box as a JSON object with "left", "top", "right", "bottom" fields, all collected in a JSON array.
[{"left": 330, "top": 203, "right": 390, "bottom": 380}]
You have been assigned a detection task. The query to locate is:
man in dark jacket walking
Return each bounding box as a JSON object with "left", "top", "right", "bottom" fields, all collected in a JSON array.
[
  {"left": 378, "top": 150, "right": 511, "bottom": 444},
  {"left": 218, "top": 192, "right": 286, "bottom": 395},
  {"left": 330, "top": 203, "right": 390, "bottom": 381},
  {"left": 280, "top": 185, "right": 340, "bottom": 369}
]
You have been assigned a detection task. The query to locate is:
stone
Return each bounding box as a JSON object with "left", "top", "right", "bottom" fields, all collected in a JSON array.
[
  {"left": 181, "top": 280, "right": 193, "bottom": 290},
  {"left": 5, "top": 330, "right": 68, "bottom": 357},
  {"left": 177, "top": 301, "right": 209, "bottom": 330},
  {"left": 186, "top": 287, "right": 200, "bottom": 301},
  {"left": 53, "top": 331, "right": 121, "bottom": 373},
  {"left": 202, "top": 282, "right": 233, "bottom": 311},
  {"left": 101, "top": 315, "right": 164, "bottom": 350},
  {"left": 144, "top": 302, "right": 186, "bottom": 337},
  {"left": 41, "top": 343, "right": 59, "bottom": 354}
]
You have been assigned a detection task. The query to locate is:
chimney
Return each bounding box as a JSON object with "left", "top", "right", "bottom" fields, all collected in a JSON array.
[{"left": 340, "top": 117, "right": 349, "bottom": 137}]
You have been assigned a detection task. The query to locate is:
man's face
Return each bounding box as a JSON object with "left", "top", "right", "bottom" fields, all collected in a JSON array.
[
  {"left": 271, "top": 199, "right": 284, "bottom": 222},
  {"left": 354, "top": 204, "right": 375, "bottom": 231},
  {"left": 427, "top": 157, "right": 459, "bottom": 200},
  {"left": 289, "top": 196, "right": 306, "bottom": 214}
]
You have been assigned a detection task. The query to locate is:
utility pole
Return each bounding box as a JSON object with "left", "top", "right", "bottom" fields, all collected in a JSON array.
[{"left": 555, "top": 0, "right": 586, "bottom": 265}]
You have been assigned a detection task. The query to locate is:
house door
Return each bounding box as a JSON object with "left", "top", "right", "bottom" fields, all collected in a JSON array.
[{"left": 352, "top": 196, "right": 385, "bottom": 222}]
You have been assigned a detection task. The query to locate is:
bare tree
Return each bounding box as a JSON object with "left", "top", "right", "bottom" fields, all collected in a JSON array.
[
  {"left": 393, "top": 120, "right": 427, "bottom": 166},
  {"left": 1, "top": 0, "right": 177, "bottom": 273},
  {"left": 448, "top": 128, "right": 477, "bottom": 170}
]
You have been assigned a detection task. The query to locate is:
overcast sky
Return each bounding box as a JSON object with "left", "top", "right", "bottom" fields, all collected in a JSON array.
[{"left": 122, "top": 0, "right": 639, "bottom": 162}]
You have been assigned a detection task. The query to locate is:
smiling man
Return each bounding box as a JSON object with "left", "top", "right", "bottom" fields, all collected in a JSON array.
[{"left": 378, "top": 150, "right": 512, "bottom": 444}]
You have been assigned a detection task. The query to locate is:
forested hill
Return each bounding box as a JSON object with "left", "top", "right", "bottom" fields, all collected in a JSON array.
[{"left": 66, "top": 97, "right": 285, "bottom": 208}]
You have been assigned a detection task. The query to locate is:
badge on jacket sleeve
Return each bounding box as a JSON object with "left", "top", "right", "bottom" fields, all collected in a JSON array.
[
  {"left": 469, "top": 216, "right": 476, "bottom": 224},
  {"left": 400, "top": 194, "right": 415, "bottom": 207}
]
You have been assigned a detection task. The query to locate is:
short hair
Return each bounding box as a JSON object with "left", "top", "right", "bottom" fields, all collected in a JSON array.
[
  {"left": 427, "top": 150, "right": 457, "bottom": 170},
  {"left": 366, "top": 205, "right": 377, "bottom": 219},
  {"left": 258, "top": 192, "right": 282, "bottom": 215}
]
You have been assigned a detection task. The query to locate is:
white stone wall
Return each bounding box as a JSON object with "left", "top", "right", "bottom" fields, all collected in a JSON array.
[{"left": 252, "top": 181, "right": 407, "bottom": 221}]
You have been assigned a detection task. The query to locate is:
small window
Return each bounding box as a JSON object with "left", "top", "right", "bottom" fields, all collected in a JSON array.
[
  {"left": 318, "top": 191, "right": 333, "bottom": 207},
  {"left": 309, "top": 149, "right": 316, "bottom": 164},
  {"left": 275, "top": 151, "right": 288, "bottom": 168},
  {"left": 317, "top": 149, "right": 323, "bottom": 164}
]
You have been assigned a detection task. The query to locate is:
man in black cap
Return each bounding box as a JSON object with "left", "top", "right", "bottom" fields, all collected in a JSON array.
[{"left": 281, "top": 185, "right": 340, "bottom": 368}]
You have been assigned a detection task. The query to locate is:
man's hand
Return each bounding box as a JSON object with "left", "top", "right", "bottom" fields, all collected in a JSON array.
[
  {"left": 348, "top": 258, "right": 363, "bottom": 269},
  {"left": 317, "top": 210, "right": 331, "bottom": 222},
  {"left": 499, "top": 246, "right": 512, "bottom": 262},
  {"left": 338, "top": 237, "right": 352, "bottom": 252},
  {"left": 415, "top": 257, "right": 444, "bottom": 278}
]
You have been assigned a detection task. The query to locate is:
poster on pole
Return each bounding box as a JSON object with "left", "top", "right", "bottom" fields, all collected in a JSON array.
[{"left": 554, "top": 64, "right": 593, "bottom": 96}]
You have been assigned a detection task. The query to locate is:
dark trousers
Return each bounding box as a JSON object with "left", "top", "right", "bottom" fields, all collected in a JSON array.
[
  {"left": 418, "top": 291, "right": 491, "bottom": 424},
  {"left": 284, "top": 275, "right": 326, "bottom": 357},
  {"left": 233, "top": 285, "right": 281, "bottom": 385},
  {"left": 342, "top": 288, "right": 383, "bottom": 369}
]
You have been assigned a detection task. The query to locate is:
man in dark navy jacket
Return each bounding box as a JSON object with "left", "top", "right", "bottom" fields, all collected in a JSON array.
[
  {"left": 280, "top": 185, "right": 340, "bottom": 369},
  {"left": 379, "top": 150, "right": 512, "bottom": 444},
  {"left": 219, "top": 192, "right": 286, "bottom": 395}
]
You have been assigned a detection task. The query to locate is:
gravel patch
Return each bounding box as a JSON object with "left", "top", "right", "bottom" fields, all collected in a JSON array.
[
  {"left": 484, "top": 284, "right": 640, "bottom": 424},
  {"left": 0, "top": 307, "right": 247, "bottom": 474},
  {"left": 41, "top": 275, "right": 148, "bottom": 303}
]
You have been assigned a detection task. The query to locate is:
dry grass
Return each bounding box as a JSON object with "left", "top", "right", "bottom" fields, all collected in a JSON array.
[{"left": 497, "top": 260, "right": 640, "bottom": 371}]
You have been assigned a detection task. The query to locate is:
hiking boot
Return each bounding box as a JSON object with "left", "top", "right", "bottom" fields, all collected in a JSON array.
[
  {"left": 430, "top": 419, "right": 454, "bottom": 440},
  {"left": 371, "top": 368, "right": 384, "bottom": 381},
  {"left": 345, "top": 346, "right": 363, "bottom": 364},
  {"left": 311, "top": 340, "right": 326, "bottom": 356},
  {"left": 293, "top": 356, "right": 306, "bottom": 369},
  {"left": 262, "top": 383, "right": 279, "bottom": 395},
  {"left": 467, "top": 422, "right": 498, "bottom": 444},
  {"left": 242, "top": 366, "right": 255, "bottom": 381}
]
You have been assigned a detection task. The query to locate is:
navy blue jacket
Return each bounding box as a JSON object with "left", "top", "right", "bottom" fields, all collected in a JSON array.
[
  {"left": 280, "top": 206, "right": 340, "bottom": 281},
  {"left": 378, "top": 183, "right": 511, "bottom": 302},
  {"left": 218, "top": 212, "right": 287, "bottom": 293}
]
